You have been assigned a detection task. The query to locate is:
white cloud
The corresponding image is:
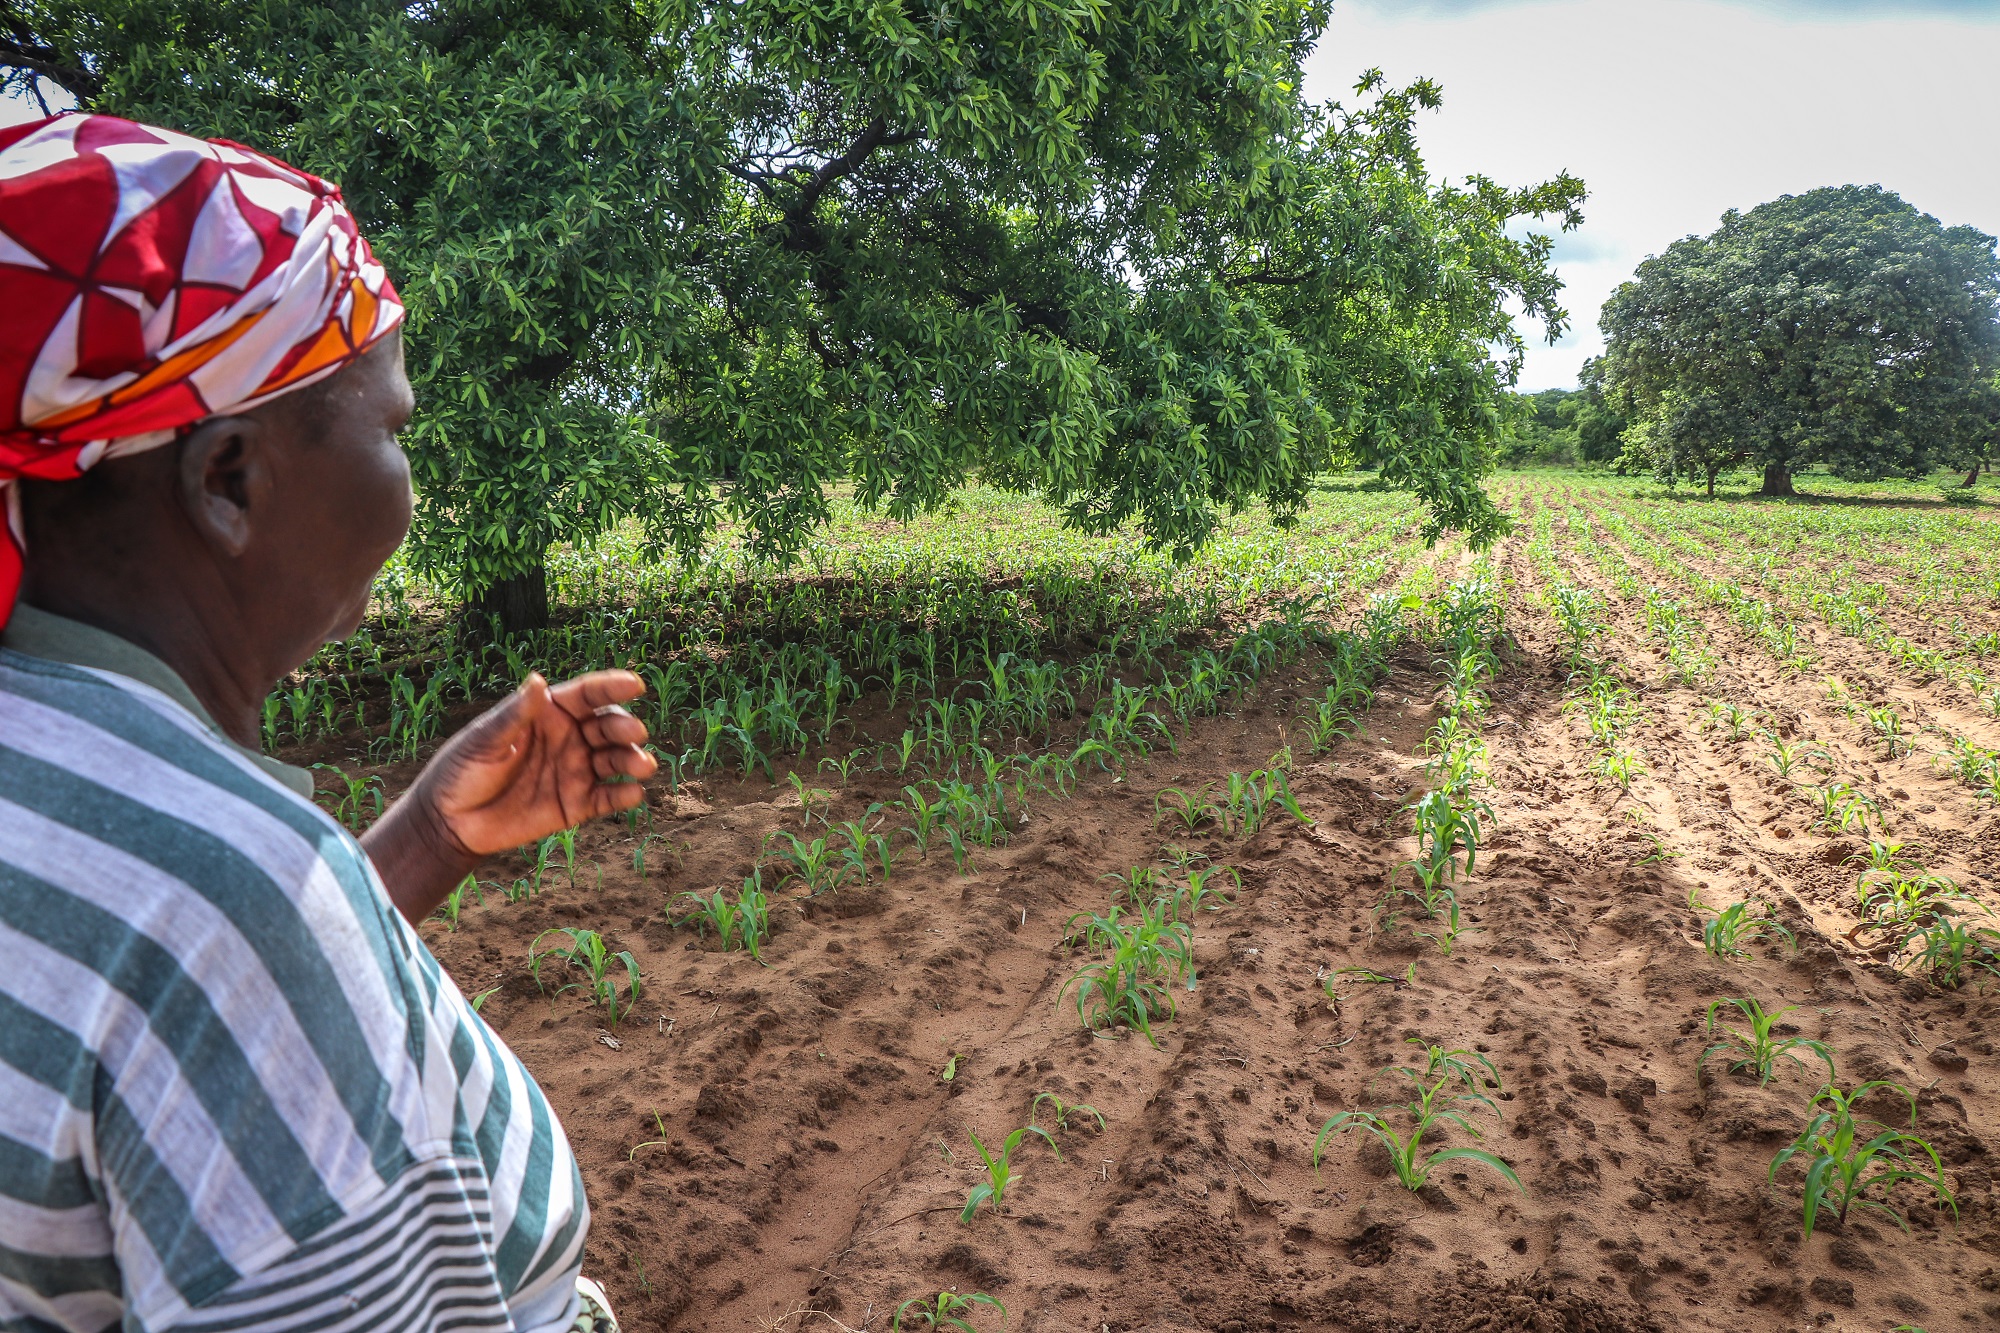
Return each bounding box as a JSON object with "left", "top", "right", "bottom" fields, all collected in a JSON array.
[{"left": 1307, "top": 0, "right": 2000, "bottom": 389}]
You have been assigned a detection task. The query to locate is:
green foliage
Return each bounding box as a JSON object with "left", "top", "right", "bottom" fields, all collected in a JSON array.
[
  {"left": 1030, "top": 1092, "right": 1107, "bottom": 1137},
  {"left": 529, "top": 927, "right": 644, "bottom": 1023},
  {"left": 313, "top": 763, "right": 385, "bottom": 833},
  {"left": 1219, "top": 767, "right": 1310, "bottom": 835},
  {"left": 1765, "top": 735, "right": 1830, "bottom": 779},
  {"left": 1395, "top": 789, "right": 1489, "bottom": 893},
  {"left": 1692, "top": 894, "right": 1797, "bottom": 961},
  {"left": 1699, "top": 997, "right": 1834, "bottom": 1087},
  {"left": 893, "top": 1291, "right": 1006, "bottom": 1333},
  {"left": 1153, "top": 784, "right": 1221, "bottom": 834},
  {"left": 1494, "top": 387, "right": 1580, "bottom": 466},
  {"left": 1769, "top": 1080, "right": 1956, "bottom": 1240},
  {"left": 1312, "top": 1040, "right": 1522, "bottom": 1194},
  {"left": 432, "top": 874, "right": 486, "bottom": 931},
  {"left": 761, "top": 829, "right": 859, "bottom": 896},
  {"left": 673, "top": 872, "right": 772, "bottom": 961},
  {"left": 1560, "top": 358, "right": 1629, "bottom": 465},
  {"left": 1059, "top": 902, "right": 1196, "bottom": 1046},
  {"left": 1897, "top": 916, "right": 2000, "bottom": 991},
  {"left": 1803, "top": 780, "right": 1885, "bottom": 835},
  {"left": 959, "top": 1125, "right": 1059, "bottom": 1222},
  {"left": 16, "top": 0, "right": 1584, "bottom": 622},
  {"left": 1603, "top": 185, "right": 2000, "bottom": 497}
]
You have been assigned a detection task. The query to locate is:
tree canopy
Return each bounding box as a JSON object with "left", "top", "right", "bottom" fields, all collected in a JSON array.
[
  {"left": 8, "top": 0, "right": 1584, "bottom": 627},
  {"left": 1600, "top": 184, "right": 2000, "bottom": 498}
]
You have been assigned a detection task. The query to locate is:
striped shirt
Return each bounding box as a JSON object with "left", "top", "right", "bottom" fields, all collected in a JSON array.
[{"left": 0, "top": 611, "right": 588, "bottom": 1333}]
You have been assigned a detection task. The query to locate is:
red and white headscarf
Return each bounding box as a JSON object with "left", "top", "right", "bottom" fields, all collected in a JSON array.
[{"left": 0, "top": 112, "right": 405, "bottom": 622}]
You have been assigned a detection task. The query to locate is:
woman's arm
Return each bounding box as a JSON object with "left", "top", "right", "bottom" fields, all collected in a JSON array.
[{"left": 361, "top": 670, "right": 656, "bottom": 923}]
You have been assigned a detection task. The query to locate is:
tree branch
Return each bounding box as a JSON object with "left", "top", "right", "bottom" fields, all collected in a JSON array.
[
  {"left": 1226, "top": 267, "right": 1320, "bottom": 289},
  {"left": 782, "top": 115, "right": 919, "bottom": 233},
  {"left": 0, "top": 24, "right": 101, "bottom": 103},
  {"left": 722, "top": 160, "right": 784, "bottom": 202}
]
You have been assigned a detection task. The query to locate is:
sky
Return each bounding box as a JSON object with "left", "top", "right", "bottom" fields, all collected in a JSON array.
[{"left": 1308, "top": 0, "right": 2000, "bottom": 389}]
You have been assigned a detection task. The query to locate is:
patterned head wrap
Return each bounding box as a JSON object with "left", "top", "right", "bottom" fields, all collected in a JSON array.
[{"left": 0, "top": 112, "right": 405, "bottom": 621}]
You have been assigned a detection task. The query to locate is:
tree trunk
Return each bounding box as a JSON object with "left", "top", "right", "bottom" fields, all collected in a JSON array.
[
  {"left": 469, "top": 565, "right": 550, "bottom": 637},
  {"left": 1760, "top": 462, "right": 1796, "bottom": 497},
  {"left": 1705, "top": 466, "right": 1719, "bottom": 498},
  {"left": 1963, "top": 468, "right": 1981, "bottom": 488}
]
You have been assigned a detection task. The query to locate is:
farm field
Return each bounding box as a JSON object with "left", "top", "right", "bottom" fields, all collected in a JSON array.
[{"left": 283, "top": 474, "right": 2000, "bottom": 1333}]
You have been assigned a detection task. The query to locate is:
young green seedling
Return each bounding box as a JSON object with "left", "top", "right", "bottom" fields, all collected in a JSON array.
[
  {"left": 1059, "top": 904, "right": 1195, "bottom": 1046},
  {"left": 1700, "top": 997, "right": 1835, "bottom": 1087},
  {"left": 313, "top": 762, "right": 385, "bottom": 833},
  {"left": 432, "top": 874, "right": 485, "bottom": 931},
  {"left": 762, "top": 829, "right": 858, "bottom": 896},
  {"left": 1763, "top": 735, "right": 1830, "bottom": 779},
  {"left": 1313, "top": 1040, "right": 1522, "bottom": 1195},
  {"left": 1897, "top": 916, "right": 2000, "bottom": 990},
  {"left": 1860, "top": 872, "right": 1973, "bottom": 936},
  {"left": 628, "top": 1109, "right": 672, "bottom": 1161},
  {"left": 1030, "top": 1091, "right": 1107, "bottom": 1136},
  {"left": 1865, "top": 705, "right": 1910, "bottom": 757},
  {"left": 1769, "top": 1080, "right": 1956, "bottom": 1240},
  {"left": 673, "top": 872, "right": 772, "bottom": 962},
  {"left": 1805, "top": 780, "right": 1885, "bottom": 835},
  {"left": 786, "top": 771, "right": 833, "bottom": 827},
  {"left": 1591, "top": 748, "right": 1645, "bottom": 792},
  {"left": 1170, "top": 864, "right": 1241, "bottom": 919},
  {"left": 959, "top": 1125, "right": 1059, "bottom": 1221},
  {"left": 1696, "top": 898, "right": 1797, "bottom": 960},
  {"left": 1152, "top": 784, "right": 1220, "bottom": 833},
  {"left": 529, "top": 927, "right": 643, "bottom": 1024},
  {"left": 893, "top": 1291, "right": 1006, "bottom": 1332}
]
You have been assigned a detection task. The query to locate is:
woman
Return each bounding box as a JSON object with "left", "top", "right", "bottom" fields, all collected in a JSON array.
[{"left": 0, "top": 114, "right": 654, "bottom": 1331}]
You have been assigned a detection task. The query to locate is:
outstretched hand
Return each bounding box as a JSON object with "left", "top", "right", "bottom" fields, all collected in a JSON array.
[
  {"left": 362, "top": 670, "right": 657, "bottom": 923},
  {"left": 420, "top": 670, "right": 656, "bottom": 853}
]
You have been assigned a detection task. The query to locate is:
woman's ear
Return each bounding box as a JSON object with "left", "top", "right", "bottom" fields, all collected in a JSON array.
[{"left": 176, "top": 416, "right": 271, "bottom": 558}]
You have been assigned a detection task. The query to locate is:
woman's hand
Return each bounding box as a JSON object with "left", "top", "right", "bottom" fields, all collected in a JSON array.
[{"left": 362, "top": 671, "right": 657, "bottom": 923}]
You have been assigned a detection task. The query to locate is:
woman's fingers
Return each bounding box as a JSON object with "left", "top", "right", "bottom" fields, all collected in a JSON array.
[
  {"left": 591, "top": 745, "right": 657, "bottom": 782},
  {"left": 450, "top": 672, "right": 544, "bottom": 760},
  {"left": 549, "top": 670, "right": 647, "bottom": 721},
  {"left": 587, "top": 778, "right": 648, "bottom": 820},
  {"left": 579, "top": 706, "right": 648, "bottom": 749}
]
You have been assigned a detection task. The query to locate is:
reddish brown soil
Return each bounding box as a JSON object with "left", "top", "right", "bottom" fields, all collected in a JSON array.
[{"left": 302, "top": 516, "right": 2000, "bottom": 1333}]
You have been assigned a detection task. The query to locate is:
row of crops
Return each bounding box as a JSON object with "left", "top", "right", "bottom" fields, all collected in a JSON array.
[{"left": 291, "top": 474, "right": 1995, "bottom": 1301}]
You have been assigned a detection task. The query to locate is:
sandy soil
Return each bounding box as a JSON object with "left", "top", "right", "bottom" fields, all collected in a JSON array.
[{"left": 304, "top": 507, "right": 2000, "bottom": 1333}]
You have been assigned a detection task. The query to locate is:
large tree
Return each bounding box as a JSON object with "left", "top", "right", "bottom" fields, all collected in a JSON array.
[
  {"left": 1600, "top": 185, "right": 2000, "bottom": 499},
  {"left": 7, "top": 0, "right": 1582, "bottom": 628}
]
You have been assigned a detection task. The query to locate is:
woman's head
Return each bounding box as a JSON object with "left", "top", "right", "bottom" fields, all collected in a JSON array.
[
  {"left": 0, "top": 112, "right": 411, "bottom": 728},
  {"left": 18, "top": 328, "right": 416, "bottom": 669}
]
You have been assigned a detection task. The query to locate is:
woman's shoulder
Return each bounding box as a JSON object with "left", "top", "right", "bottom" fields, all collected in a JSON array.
[{"left": 0, "top": 646, "right": 422, "bottom": 1082}]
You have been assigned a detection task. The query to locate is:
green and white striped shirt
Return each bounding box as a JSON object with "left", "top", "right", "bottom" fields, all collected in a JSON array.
[{"left": 0, "top": 609, "right": 588, "bottom": 1333}]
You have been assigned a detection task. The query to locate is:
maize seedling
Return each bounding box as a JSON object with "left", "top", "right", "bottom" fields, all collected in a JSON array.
[
  {"left": 1313, "top": 1040, "right": 1521, "bottom": 1195},
  {"left": 1699, "top": 997, "right": 1835, "bottom": 1087},
  {"left": 959, "top": 1125, "right": 1059, "bottom": 1221},
  {"left": 893, "top": 1291, "right": 1006, "bottom": 1332},
  {"left": 1769, "top": 1080, "right": 1955, "bottom": 1240}
]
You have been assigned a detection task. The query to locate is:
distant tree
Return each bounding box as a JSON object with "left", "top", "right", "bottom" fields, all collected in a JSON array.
[
  {"left": 1600, "top": 185, "right": 2000, "bottom": 499},
  {"left": 1961, "top": 372, "right": 2000, "bottom": 486},
  {"left": 9, "top": 0, "right": 1584, "bottom": 630},
  {"left": 1558, "top": 357, "right": 1626, "bottom": 465},
  {"left": 1494, "top": 388, "right": 1575, "bottom": 466}
]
